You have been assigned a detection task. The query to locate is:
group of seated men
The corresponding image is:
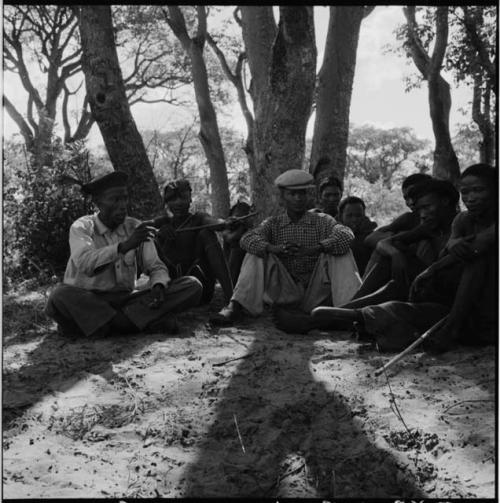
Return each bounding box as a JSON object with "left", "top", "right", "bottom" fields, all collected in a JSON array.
[{"left": 46, "top": 163, "right": 497, "bottom": 354}]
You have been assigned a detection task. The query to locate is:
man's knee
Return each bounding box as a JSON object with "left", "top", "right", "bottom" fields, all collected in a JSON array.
[
  {"left": 46, "top": 284, "right": 79, "bottom": 316},
  {"left": 198, "top": 229, "right": 219, "bottom": 248},
  {"left": 171, "top": 275, "right": 203, "bottom": 302}
]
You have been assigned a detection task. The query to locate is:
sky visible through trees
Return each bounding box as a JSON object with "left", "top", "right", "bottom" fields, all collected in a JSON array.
[{"left": 3, "top": 5, "right": 474, "bottom": 148}]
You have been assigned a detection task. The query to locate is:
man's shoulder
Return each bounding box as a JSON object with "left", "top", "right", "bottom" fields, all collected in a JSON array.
[
  {"left": 70, "top": 214, "right": 95, "bottom": 231},
  {"left": 306, "top": 210, "right": 337, "bottom": 224}
]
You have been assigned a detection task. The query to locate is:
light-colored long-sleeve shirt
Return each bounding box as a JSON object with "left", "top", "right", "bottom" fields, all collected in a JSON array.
[
  {"left": 240, "top": 211, "right": 354, "bottom": 278},
  {"left": 64, "top": 213, "right": 170, "bottom": 292}
]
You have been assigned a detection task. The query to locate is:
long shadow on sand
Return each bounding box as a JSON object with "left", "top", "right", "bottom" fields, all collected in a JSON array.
[{"left": 182, "top": 319, "right": 425, "bottom": 498}]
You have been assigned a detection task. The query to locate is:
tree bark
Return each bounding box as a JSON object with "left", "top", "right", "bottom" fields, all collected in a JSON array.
[
  {"left": 241, "top": 6, "right": 316, "bottom": 217},
  {"left": 310, "top": 6, "right": 366, "bottom": 184},
  {"left": 206, "top": 33, "right": 256, "bottom": 199},
  {"left": 404, "top": 6, "right": 460, "bottom": 182},
  {"left": 165, "top": 6, "right": 230, "bottom": 217},
  {"left": 472, "top": 74, "right": 495, "bottom": 165},
  {"left": 78, "top": 5, "right": 162, "bottom": 219}
]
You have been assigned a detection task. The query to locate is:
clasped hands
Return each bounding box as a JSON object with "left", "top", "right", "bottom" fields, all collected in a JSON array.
[{"left": 267, "top": 242, "right": 322, "bottom": 257}]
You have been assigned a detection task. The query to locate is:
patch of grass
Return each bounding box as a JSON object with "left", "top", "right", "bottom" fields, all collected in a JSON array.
[
  {"left": 49, "top": 401, "right": 146, "bottom": 440},
  {"left": 3, "top": 284, "right": 54, "bottom": 345}
]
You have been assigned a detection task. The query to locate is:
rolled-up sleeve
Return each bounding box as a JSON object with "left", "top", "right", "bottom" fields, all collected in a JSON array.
[
  {"left": 69, "top": 219, "right": 119, "bottom": 276},
  {"left": 141, "top": 240, "right": 171, "bottom": 288},
  {"left": 319, "top": 220, "right": 354, "bottom": 255},
  {"left": 240, "top": 218, "right": 273, "bottom": 257}
]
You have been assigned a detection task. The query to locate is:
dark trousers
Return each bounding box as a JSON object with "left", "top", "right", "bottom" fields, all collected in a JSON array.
[{"left": 45, "top": 277, "right": 203, "bottom": 338}]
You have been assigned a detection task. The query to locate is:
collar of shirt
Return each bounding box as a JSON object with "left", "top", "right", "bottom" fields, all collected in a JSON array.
[
  {"left": 278, "top": 211, "right": 317, "bottom": 228},
  {"left": 94, "top": 213, "right": 128, "bottom": 238}
]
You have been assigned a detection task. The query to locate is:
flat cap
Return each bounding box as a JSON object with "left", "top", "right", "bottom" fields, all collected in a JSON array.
[
  {"left": 274, "top": 169, "right": 315, "bottom": 190},
  {"left": 81, "top": 171, "right": 128, "bottom": 196}
]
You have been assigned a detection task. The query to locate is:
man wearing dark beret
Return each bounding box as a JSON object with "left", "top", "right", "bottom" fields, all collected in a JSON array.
[
  {"left": 211, "top": 169, "right": 362, "bottom": 330},
  {"left": 45, "top": 171, "right": 203, "bottom": 337},
  {"left": 152, "top": 179, "right": 234, "bottom": 305}
]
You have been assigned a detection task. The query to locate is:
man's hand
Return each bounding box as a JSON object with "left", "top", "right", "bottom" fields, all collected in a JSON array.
[
  {"left": 148, "top": 284, "right": 165, "bottom": 309},
  {"left": 448, "top": 236, "right": 477, "bottom": 261},
  {"left": 119, "top": 223, "right": 158, "bottom": 254},
  {"left": 267, "top": 242, "right": 322, "bottom": 256},
  {"left": 409, "top": 268, "right": 434, "bottom": 301}
]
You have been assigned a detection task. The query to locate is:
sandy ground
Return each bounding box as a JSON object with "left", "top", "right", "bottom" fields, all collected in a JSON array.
[{"left": 2, "top": 286, "right": 496, "bottom": 498}]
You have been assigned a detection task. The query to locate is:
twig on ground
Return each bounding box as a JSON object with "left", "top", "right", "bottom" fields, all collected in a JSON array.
[
  {"left": 223, "top": 333, "right": 250, "bottom": 348},
  {"left": 233, "top": 413, "right": 246, "bottom": 454},
  {"left": 383, "top": 369, "right": 412, "bottom": 436},
  {"left": 442, "top": 399, "right": 494, "bottom": 414},
  {"left": 213, "top": 353, "right": 254, "bottom": 367}
]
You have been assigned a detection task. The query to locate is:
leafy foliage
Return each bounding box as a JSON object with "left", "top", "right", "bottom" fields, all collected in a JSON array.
[
  {"left": 345, "top": 125, "right": 431, "bottom": 187},
  {"left": 3, "top": 139, "right": 94, "bottom": 287}
]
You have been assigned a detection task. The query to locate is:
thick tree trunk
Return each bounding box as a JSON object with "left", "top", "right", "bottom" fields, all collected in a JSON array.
[
  {"left": 241, "top": 6, "right": 316, "bottom": 217},
  {"left": 310, "top": 6, "right": 365, "bottom": 184},
  {"left": 78, "top": 5, "right": 162, "bottom": 219}
]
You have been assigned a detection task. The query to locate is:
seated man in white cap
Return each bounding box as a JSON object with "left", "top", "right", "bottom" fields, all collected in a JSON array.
[
  {"left": 46, "top": 171, "right": 203, "bottom": 338},
  {"left": 211, "top": 169, "right": 361, "bottom": 331}
]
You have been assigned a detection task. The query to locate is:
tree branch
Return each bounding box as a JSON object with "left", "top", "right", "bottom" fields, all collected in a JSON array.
[
  {"left": 62, "top": 85, "right": 72, "bottom": 142},
  {"left": 206, "top": 33, "right": 237, "bottom": 84},
  {"left": 460, "top": 6, "right": 496, "bottom": 85},
  {"left": 3, "top": 95, "right": 35, "bottom": 148},
  {"left": 195, "top": 5, "right": 207, "bottom": 47},
  {"left": 403, "top": 6, "right": 431, "bottom": 78},
  {"left": 164, "top": 6, "right": 191, "bottom": 51},
  {"left": 429, "top": 6, "right": 448, "bottom": 78}
]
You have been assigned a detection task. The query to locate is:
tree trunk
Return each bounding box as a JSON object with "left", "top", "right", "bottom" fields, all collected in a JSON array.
[
  {"left": 404, "top": 6, "right": 460, "bottom": 182},
  {"left": 310, "top": 6, "right": 365, "bottom": 184},
  {"left": 189, "top": 40, "right": 230, "bottom": 218},
  {"left": 78, "top": 5, "right": 162, "bottom": 219},
  {"left": 428, "top": 73, "right": 460, "bottom": 179},
  {"left": 241, "top": 6, "right": 316, "bottom": 217},
  {"left": 472, "top": 74, "right": 495, "bottom": 165}
]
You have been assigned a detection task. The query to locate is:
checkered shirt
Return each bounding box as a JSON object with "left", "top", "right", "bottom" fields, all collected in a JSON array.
[{"left": 240, "top": 211, "right": 354, "bottom": 279}]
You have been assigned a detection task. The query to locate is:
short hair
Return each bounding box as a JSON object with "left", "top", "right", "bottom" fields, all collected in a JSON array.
[
  {"left": 401, "top": 172, "right": 432, "bottom": 191},
  {"left": 338, "top": 196, "right": 366, "bottom": 216},
  {"left": 407, "top": 179, "right": 459, "bottom": 208},
  {"left": 229, "top": 201, "right": 252, "bottom": 216},
  {"left": 319, "top": 175, "right": 343, "bottom": 194},
  {"left": 163, "top": 179, "right": 192, "bottom": 202},
  {"left": 460, "top": 163, "right": 497, "bottom": 185}
]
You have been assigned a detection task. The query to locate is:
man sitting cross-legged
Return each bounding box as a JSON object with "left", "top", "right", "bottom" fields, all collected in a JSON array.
[
  {"left": 46, "top": 172, "right": 203, "bottom": 338},
  {"left": 210, "top": 169, "right": 361, "bottom": 328},
  {"left": 312, "top": 163, "right": 497, "bottom": 353},
  {"left": 153, "top": 179, "right": 234, "bottom": 306},
  {"left": 344, "top": 178, "right": 459, "bottom": 308}
]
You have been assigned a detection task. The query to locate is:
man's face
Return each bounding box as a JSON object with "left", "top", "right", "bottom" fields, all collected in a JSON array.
[
  {"left": 166, "top": 192, "right": 191, "bottom": 217},
  {"left": 95, "top": 187, "right": 129, "bottom": 229},
  {"left": 460, "top": 175, "right": 493, "bottom": 217},
  {"left": 341, "top": 203, "right": 365, "bottom": 233},
  {"left": 320, "top": 185, "right": 342, "bottom": 216},
  {"left": 402, "top": 186, "right": 416, "bottom": 211},
  {"left": 414, "top": 192, "right": 446, "bottom": 229},
  {"left": 281, "top": 188, "right": 308, "bottom": 213}
]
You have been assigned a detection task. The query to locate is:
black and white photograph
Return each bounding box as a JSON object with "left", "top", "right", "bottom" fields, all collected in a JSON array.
[{"left": 2, "top": 4, "right": 497, "bottom": 500}]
